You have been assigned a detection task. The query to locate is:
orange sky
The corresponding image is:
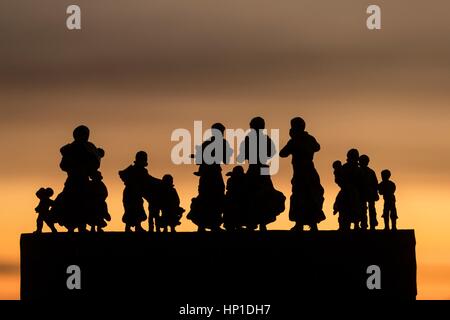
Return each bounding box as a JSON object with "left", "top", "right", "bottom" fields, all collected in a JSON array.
[{"left": 1, "top": 0, "right": 450, "bottom": 299}]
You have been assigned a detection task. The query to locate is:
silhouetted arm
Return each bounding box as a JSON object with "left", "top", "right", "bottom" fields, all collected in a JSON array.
[
  {"left": 311, "top": 135, "right": 321, "bottom": 152},
  {"left": 378, "top": 183, "right": 384, "bottom": 195},
  {"left": 279, "top": 140, "right": 292, "bottom": 158}
]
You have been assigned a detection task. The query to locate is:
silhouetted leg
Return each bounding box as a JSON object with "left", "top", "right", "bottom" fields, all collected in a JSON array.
[
  {"left": 361, "top": 203, "right": 368, "bottom": 230},
  {"left": 383, "top": 217, "right": 390, "bottom": 230},
  {"left": 391, "top": 219, "right": 397, "bottom": 231},
  {"left": 197, "top": 226, "right": 206, "bottom": 232},
  {"left": 125, "top": 224, "right": 132, "bottom": 232},
  {"left": 163, "top": 227, "right": 168, "bottom": 233},
  {"left": 78, "top": 224, "right": 87, "bottom": 233},
  {"left": 46, "top": 221, "right": 57, "bottom": 233},
  {"left": 341, "top": 214, "right": 351, "bottom": 231},
  {"left": 368, "top": 201, "right": 378, "bottom": 230},
  {"left": 35, "top": 216, "right": 43, "bottom": 233},
  {"left": 170, "top": 226, "right": 176, "bottom": 233},
  {"left": 135, "top": 223, "right": 145, "bottom": 233},
  {"left": 310, "top": 223, "right": 318, "bottom": 232},
  {"left": 260, "top": 224, "right": 267, "bottom": 232},
  {"left": 391, "top": 206, "right": 397, "bottom": 230},
  {"left": 90, "top": 225, "right": 96, "bottom": 232},
  {"left": 290, "top": 222, "right": 303, "bottom": 231}
]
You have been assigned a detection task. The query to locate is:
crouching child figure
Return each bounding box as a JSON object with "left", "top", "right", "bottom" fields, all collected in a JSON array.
[{"left": 159, "top": 174, "right": 185, "bottom": 232}]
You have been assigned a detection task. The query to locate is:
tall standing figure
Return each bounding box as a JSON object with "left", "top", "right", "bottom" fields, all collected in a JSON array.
[
  {"left": 340, "top": 149, "right": 365, "bottom": 230},
  {"left": 238, "top": 117, "right": 285, "bottom": 231},
  {"left": 280, "top": 117, "right": 325, "bottom": 231},
  {"left": 187, "top": 123, "right": 232, "bottom": 232},
  {"left": 359, "top": 154, "right": 379, "bottom": 230},
  {"left": 56, "top": 125, "right": 104, "bottom": 232}
]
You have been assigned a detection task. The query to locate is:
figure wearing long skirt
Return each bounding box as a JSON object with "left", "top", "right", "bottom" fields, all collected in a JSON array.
[
  {"left": 56, "top": 125, "right": 104, "bottom": 232},
  {"left": 187, "top": 123, "right": 232, "bottom": 232},
  {"left": 280, "top": 117, "right": 325, "bottom": 231},
  {"left": 238, "top": 117, "right": 285, "bottom": 231},
  {"left": 88, "top": 171, "right": 111, "bottom": 232},
  {"left": 223, "top": 166, "right": 248, "bottom": 231}
]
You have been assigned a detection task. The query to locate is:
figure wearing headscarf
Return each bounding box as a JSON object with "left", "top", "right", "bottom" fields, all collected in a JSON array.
[
  {"left": 187, "top": 123, "right": 232, "bottom": 231},
  {"left": 56, "top": 125, "right": 104, "bottom": 232},
  {"left": 280, "top": 117, "right": 325, "bottom": 231},
  {"left": 223, "top": 166, "right": 249, "bottom": 231},
  {"left": 238, "top": 117, "right": 285, "bottom": 231}
]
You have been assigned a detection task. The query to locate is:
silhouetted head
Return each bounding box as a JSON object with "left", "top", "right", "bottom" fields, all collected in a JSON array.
[
  {"left": 211, "top": 123, "right": 226, "bottom": 136},
  {"left": 250, "top": 117, "right": 265, "bottom": 130},
  {"left": 291, "top": 117, "right": 306, "bottom": 132},
  {"left": 162, "top": 174, "right": 174, "bottom": 186},
  {"left": 134, "top": 151, "right": 148, "bottom": 167},
  {"left": 381, "top": 169, "right": 391, "bottom": 181},
  {"left": 226, "top": 165, "right": 245, "bottom": 177},
  {"left": 359, "top": 154, "right": 370, "bottom": 167},
  {"left": 97, "top": 148, "right": 105, "bottom": 158},
  {"left": 91, "top": 171, "right": 103, "bottom": 181},
  {"left": 347, "top": 148, "right": 360, "bottom": 163},
  {"left": 73, "top": 125, "right": 90, "bottom": 142},
  {"left": 332, "top": 160, "right": 342, "bottom": 170},
  {"left": 36, "top": 187, "right": 54, "bottom": 199}
]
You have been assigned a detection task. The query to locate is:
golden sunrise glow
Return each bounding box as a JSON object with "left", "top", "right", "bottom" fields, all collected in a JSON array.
[{"left": 1, "top": 0, "right": 450, "bottom": 300}]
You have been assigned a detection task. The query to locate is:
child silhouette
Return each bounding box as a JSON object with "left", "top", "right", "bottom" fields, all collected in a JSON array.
[
  {"left": 159, "top": 174, "right": 185, "bottom": 232},
  {"left": 89, "top": 171, "right": 111, "bottom": 232},
  {"left": 34, "top": 187, "right": 57, "bottom": 233},
  {"left": 378, "top": 169, "right": 398, "bottom": 231}
]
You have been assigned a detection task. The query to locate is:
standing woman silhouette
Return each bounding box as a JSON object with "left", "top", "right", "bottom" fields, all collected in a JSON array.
[
  {"left": 187, "top": 123, "right": 232, "bottom": 231},
  {"left": 280, "top": 117, "right": 325, "bottom": 231},
  {"left": 238, "top": 117, "right": 285, "bottom": 231}
]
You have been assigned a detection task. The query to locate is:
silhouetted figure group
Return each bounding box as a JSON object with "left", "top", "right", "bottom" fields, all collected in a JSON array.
[
  {"left": 332, "top": 149, "right": 397, "bottom": 231},
  {"left": 34, "top": 126, "right": 111, "bottom": 233},
  {"left": 187, "top": 119, "right": 285, "bottom": 232},
  {"left": 34, "top": 119, "right": 399, "bottom": 233},
  {"left": 119, "top": 151, "right": 184, "bottom": 232}
]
